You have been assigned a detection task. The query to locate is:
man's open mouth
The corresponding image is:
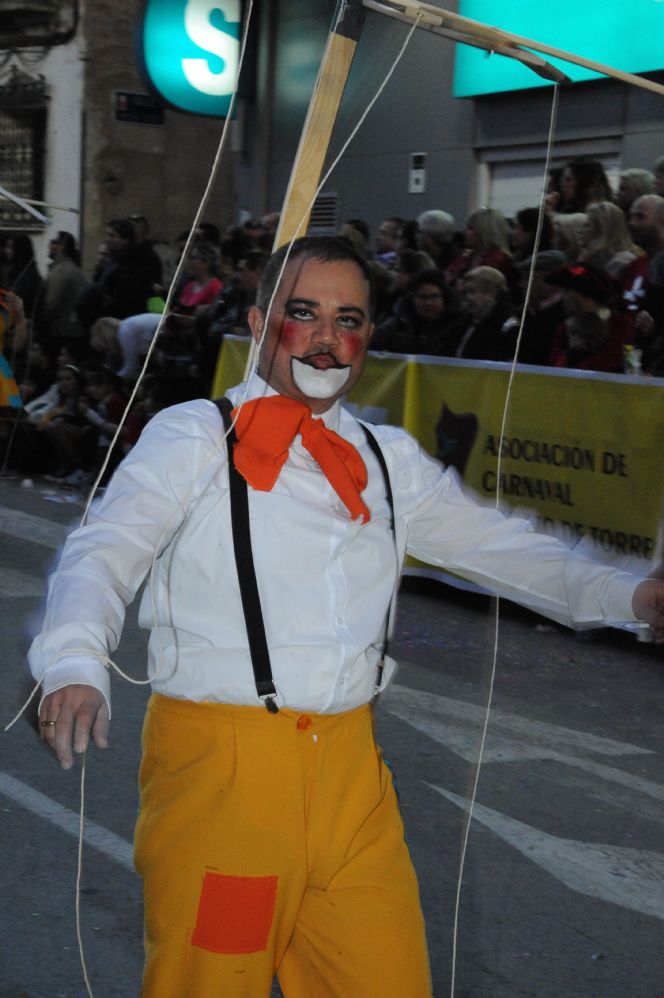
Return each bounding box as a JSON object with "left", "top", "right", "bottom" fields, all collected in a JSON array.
[{"left": 301, "top": 352, "right": 343, "bottom": 371}]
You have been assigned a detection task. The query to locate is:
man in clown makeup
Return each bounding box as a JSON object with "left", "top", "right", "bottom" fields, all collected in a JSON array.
[{"left": 30, "top": 236, "right": 664, "bottom": 997}]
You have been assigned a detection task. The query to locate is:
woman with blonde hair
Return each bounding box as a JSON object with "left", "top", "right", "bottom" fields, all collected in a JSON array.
[
  {"left": 445, "top": 207, "right": 513, "bottom": 290},
  {"left": 579, "top": 200, "right": 642, "bottom": 279},
  {"left": 551, "top": 212, "right": 588, "bottom": 262}
]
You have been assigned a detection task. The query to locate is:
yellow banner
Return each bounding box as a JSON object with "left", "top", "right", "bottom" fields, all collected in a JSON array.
[{"left": 214, "top": 340, "right": 664, "bottom": 564}]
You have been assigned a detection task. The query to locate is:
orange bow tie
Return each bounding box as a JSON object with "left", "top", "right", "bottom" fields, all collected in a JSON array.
[{"left": 231, "top": 396, "right": 370, "bottom": 524}]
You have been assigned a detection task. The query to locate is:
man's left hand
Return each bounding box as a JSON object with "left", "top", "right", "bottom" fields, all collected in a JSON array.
[{"left": 632, "top": 580, "right": 664, "bottom": 643}]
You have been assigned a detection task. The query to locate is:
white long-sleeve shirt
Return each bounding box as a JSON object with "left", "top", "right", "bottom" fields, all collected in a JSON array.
[{"left": 28, "top": 377, "right": 641, "bottom": 714}]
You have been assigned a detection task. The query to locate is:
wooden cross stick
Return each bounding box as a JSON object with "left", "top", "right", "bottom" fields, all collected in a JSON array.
[
  {"left": 242, "top": 0, "right": 562, "bottom": 378},
  {"left": 244, "top": 0, "right": 367, "bottom": 375},
  {"left": 366, "top": 0, "right": 664, "bottom": 97},
  {"left": 242, "top": 0, "right": 664, "bottom": 380},
  {"left": 0, "top": 184, "right": 50, "bottom": 225},
  {"left": 273, "top": 0, "right": 367, "bottom": 250},
  {"left": 363, "top": 0, "right": 569, "bottom": 83}
]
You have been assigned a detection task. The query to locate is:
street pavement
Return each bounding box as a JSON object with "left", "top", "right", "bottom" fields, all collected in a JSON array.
[{"left": 1, "top": 477, "right": 663, "bottom": 998}]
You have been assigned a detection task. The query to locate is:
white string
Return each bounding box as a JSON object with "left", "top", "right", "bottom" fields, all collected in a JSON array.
[
  {"left": 3, "top": 677, "right": 41, "bottom": 732},
  {"left": 80, "top": 1, "right": 255, "bottom": 529},
  {"left": 448, "top": 83, "right": 561, "bottom": 998},
  {"left": 78, "top": 16, "right": 425, "bottom": 990},
  {"left": 9, "top": 5, "right": 423, "bottom": 718},
  {"left": 93, "top": 4, "right": 426, "bottom": 690},
  {"left": 3, "top": 14, "right": 427, "bottom": 995},
  {"left": 76, "top": 752, "right": 95, "bottom": 998},
  {"left": 7, "top": 5, "right": 422, "bottom": 706},
  {"left": 6, "top": 9, "right": 553, "bottom": 993},
  {"left": 243, "top": 10, "right": 424, "bottom": 383},
  {"left": 10, "top": 9, "right": 258, "bottom": 996}
]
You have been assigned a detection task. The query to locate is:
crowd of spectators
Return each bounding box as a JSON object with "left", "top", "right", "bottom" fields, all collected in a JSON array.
[
  {"left": 0, "top": 213, "right": 273, "bottom": 483},
  {"left": 355, "top": 155, "right": 664, "bottom": 378},
  {"left": 2, "top": 154, "right": 664, "bottom": 484},
  {"left": 361, "top": 159, "right": 664, "bottom": 377}
]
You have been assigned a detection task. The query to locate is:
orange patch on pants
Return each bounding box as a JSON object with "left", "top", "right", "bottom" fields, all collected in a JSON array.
[{"left": 191, "top": 872, "right": 278, "bottom": 954}]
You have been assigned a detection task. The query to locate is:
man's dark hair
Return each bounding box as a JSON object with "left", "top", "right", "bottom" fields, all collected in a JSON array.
[
  {"left": 256, "top": 236, "right": 374, "bottom": 315},
  {"left": 108, "top": 218, "right": 135, "bottom": 242},
  {"left": 398, "top": 249, "right": 430, "bottom": 277},
  {"left": 220, "top": 238, "right": 242, "bottom": 267},
  {"left": 190, "top": 240, "right": 220, "bottom": 269},
  {"left": 344, "top": 218, "right": 370, "bottom": 243},
  {"left": 515, "top": 207, "right": 553, "bottom": 252},
  {"left": 240, "top": 249, "right": 269, "bottom": 273},
  {"left": 56, "top": 231, "right": 80, "bottom": 264},
  {"left": 411, "top": 268, "right": 447, "bottom": 295},
  {"left": 8, "top": 233, "right": 35, "bottom": 271},
  {"left": 197, "top": 222, "right": 221, "bottom": 245}
]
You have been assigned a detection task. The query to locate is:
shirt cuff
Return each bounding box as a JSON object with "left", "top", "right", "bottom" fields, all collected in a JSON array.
[
  {"left": 599, "top": 572, "right": 643, "bottom": 625},
  {"left": 38, "top": 656, "right": 112, "bottom": 718}
]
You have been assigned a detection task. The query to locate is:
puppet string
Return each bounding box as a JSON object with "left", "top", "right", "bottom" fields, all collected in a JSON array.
[
  {"left": 79, "top": 2, "right": 255, "bottom": 529},
  {"left": 6, "top": 12, "right": 426, "bottom": 996},
  {"left": 4, "top": 6, "right": 257, "bottom": 995},
  {"left": 7, "top": 0, "right": 258, "bottom": 716},
  {"left": 241, "top": 8, "right": 424, "bottom": 384},
  {"left": 11, "top": 18, "right": 572, "bottom": 998},
  {"left": 8, "top": 5, "right": 423, "bottom": 714},
  {"left": 76, "top": 751, "right": 95, "bottom": 997},
  {"left": 448, "top": 82, "right": 561, "bottom": 998},
  {"left": 124, "top": 3, "right": 426, "bottom": 693},
  {"left": 4, "top": 14, "right": 549, "bottom": 994}
]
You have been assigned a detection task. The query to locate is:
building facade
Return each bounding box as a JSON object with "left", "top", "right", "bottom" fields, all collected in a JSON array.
[
  {"left": 239, "top": 1, "right": 664, "bottom": 239},
  {"left": 3, "top": 0, "right": 664, "bottom": 275},
  {"left": 0, "top": 0, "right": 236, "bottom": 274}
]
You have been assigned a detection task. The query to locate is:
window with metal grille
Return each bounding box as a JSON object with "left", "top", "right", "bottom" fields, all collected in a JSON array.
[
  {"left": 0, "top": 0, "right": 77, "bottom": 47},
  {"left": 0, "top": 73, "right": 47, "bottom": 230}
]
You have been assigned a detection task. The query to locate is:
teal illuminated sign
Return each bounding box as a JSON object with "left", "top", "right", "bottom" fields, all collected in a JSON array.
[
  {"left": 454, "top": 0, "right": 664, "bottom": 97},
  {"left": 140, "top": 0, "right": 241, "bottom": 116}
]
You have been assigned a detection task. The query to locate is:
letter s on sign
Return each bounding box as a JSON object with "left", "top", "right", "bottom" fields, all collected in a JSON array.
[{"left": 181, "top": 0, "right": 240, "bottom": 97}]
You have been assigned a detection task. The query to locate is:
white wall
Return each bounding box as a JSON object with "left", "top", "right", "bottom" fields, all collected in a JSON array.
[{"left": 32, "top": 36, "right": 85, "bottom": 273}]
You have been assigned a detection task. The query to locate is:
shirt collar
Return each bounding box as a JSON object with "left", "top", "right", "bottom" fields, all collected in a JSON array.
[{"left": 225, "top": 374, "right": 342, "bottom": 432}]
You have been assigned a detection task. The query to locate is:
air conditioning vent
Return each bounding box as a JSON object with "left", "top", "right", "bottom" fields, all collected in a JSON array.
[{"left": 308, "top": 191, "right": 339, "bottom": 235}]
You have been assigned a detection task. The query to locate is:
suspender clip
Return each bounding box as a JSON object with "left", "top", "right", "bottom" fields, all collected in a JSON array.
[
  {"left": 261, "top": 693, "right": 280, "bottom": 714},
  {"left": 372, "top": 660, "right": 386, "bottom": 699}
]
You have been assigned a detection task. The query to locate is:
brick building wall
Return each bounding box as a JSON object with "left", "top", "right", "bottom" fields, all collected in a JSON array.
[{"left": 79, "top": 0, "right": 236, "bottom": 272}]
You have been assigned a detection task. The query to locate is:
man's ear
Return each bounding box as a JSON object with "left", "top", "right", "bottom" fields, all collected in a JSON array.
[
  {"left": 367, "top": 322, "right": 375, "bottom": 344},
  {"left": 248, "top": 305, "right": 265, "bottom": 345}
]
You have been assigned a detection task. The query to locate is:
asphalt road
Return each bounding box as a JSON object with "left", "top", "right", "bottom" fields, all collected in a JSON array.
[{"left": 1, "top": 477, "right": 663, "bottom": 998}]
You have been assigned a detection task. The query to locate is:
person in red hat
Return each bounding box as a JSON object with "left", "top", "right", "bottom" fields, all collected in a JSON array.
[{"left": 544, "top": 262, "right": 634, "bottom": 372}]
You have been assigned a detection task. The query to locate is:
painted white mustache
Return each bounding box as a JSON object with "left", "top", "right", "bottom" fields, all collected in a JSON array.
[{"left": 291, "top": 357, "right": 351, "bottom": 398}]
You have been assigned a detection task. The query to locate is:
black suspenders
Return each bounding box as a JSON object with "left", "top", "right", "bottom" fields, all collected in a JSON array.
[
  {"left": 215, "top": 397, "right": 279, "bottom": 712},
  {"left": 359, "top": 424, "right": 395, "bottom": 695},
  {"left": 214, "top": 397, "right": 396, "bottom": 712}
]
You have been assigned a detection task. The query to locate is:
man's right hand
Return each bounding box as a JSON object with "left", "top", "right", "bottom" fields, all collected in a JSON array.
[{"left": 39, "top": 684, "right": 109, "bottom": 770}]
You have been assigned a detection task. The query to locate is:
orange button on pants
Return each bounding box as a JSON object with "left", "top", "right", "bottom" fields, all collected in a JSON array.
[{"left": 134, "top": 694, "right": 432, "bottom": 997}]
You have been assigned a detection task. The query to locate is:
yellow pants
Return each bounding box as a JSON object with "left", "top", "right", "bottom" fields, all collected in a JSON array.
[{"left": 134, "top": 694, "right": 432, "bottom": 997}]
